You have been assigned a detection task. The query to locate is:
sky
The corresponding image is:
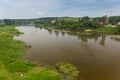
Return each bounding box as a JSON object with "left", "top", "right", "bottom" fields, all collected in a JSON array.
[{"left": 0, "top": 0, "right": 120, "bottom": 19}]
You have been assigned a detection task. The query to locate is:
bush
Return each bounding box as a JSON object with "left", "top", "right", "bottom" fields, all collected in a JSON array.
[
  {"left": 0, "top": 24, "right": 5, "bottom": 27},
  {"left": 55, "top": 62, "right": 79, "bottom": 80},
  {"left": 114, "top": 25, "right": 120, "bottom": 34},
  {"left": 23, "top": 62, "right": 79, "bottom": 80},
  {"left": 3, "top": 19, "right": 15, "bottom": 25}
]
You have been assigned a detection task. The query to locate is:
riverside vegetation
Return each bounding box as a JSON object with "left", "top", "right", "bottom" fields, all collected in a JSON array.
[
  {"left": 0, "top": 25, "right": 79, "bottom": 80},
  {"left": 34, "top": 16, "right": 120, "bottom": 35},
  {"left": 0, "top": 16, "right": 120, "bottom": 80},
  {"left": 1, "top": 16, "right": 120, "bottom": 34}
]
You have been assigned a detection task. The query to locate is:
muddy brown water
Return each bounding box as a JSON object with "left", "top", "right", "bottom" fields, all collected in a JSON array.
[{"left": 14, "top": 26, "right": 120, "bottom": 80}]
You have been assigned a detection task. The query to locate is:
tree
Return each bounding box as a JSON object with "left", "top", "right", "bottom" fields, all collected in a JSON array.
[
  {"left": 115, "top": 25, "right": 120, "bottom": 34},
  {"left": 102, "top": 15, "right": 108, "bottom": 25},
  {"left": 3, "top": 19, "right": 15, "bottom": 25},
  {"left": 81, "top": 16, "right": 89, "bottom": 22}
]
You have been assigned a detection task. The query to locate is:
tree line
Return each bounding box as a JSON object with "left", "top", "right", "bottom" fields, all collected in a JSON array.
[{"left": 34, "top": 16, "right": 120, "bottom": 31}]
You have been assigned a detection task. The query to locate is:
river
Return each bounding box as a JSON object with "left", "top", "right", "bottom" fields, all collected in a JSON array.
[{"left": 14, "top": 26, "right": 120, "bottom": 80}]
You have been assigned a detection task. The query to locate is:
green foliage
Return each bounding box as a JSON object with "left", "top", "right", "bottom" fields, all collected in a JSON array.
[
  {"left": 117, "top": 25, "right": 120, "bottom": 33},
  {"left": 34, "top": 16, "right": 120, "bottom": 34},
  {"left": 86, "top": 25, "right": 120, "bottom": 35},
  {"left": 6, "top": 61, "right": 36, "bottom": 72},
  {"left": 94, "top": 27, "right": 116, "bottom": 34},
  {"left": 3, "top": 19, "right": 15, "bottom": 25},
  {"left": 0, "top": 26, "right": 20, "bottom": 34},
  {"left": 0, "top": 62, "right": 9, "bottom": 80},
  {"left": 23, "top": 70, "right": 61, "bottom": 80},
  {"left": 109, "top": 16, "right": 120, "bottom": 25},
  {"left": 0, "top": 23, "right": 5, "bottom": 27},
  {"left": 44, "top": 65, "right": 57, "bottom": 71},
  {"left": 0, "top": 26, "right": 79, "bottom": 80},
  {"left": 56, "top": 62, "right": 79, "bottom": 80},
  {"left": 23, "top": 62, "right": 79, "bottom": 80},
  {"left": 0, "top": 26, "right": 37, "bottom": 80},
  {"left": 35, "top": 16, "right": 101, "bottom": 32},
  {"left": 114, "top": 25, "right": 120, "bottom": 34}
]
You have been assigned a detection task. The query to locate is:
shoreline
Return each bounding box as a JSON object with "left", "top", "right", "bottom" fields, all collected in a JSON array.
[
  {"left": 37, "top": 25, "right": 120, "bottom": 35},
  {"left": 1, "top": 26, "right": 79, "bottom": 80}
]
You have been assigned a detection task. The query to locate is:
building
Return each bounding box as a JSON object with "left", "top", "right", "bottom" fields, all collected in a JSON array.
[{"left": 98, "top": 22, "right": 104, "bottom": 26}]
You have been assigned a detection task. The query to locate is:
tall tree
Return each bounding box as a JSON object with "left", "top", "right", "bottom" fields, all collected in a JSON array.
[{"left": 3, "top": 19, "right": 15, "bottom": 25}]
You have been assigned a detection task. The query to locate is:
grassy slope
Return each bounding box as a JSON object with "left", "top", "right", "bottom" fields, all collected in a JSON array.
[
  {"left": 0, "top": 26, "right": 61, "bottom": 80},
  {"left": 93, "top": 27, "right": 117, "bottom": 34},
  {"left": 0, "top": 61, "right": 11, "bottom": 80},
  {"left": 0, "top": 26, "right": 33, "bottom": 80}
]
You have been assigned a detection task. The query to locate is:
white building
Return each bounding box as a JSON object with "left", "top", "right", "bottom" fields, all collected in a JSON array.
[
  {"left": 51, "top": 21, "right": 56, "bottom": 24},
  {"left": 118, "top": 22, "right": 120, "bottom": 25}
]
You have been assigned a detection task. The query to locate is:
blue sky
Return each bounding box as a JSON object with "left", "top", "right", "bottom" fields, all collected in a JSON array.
[{"left": 0, "top": 0, "right": 120, "bottom": 19}]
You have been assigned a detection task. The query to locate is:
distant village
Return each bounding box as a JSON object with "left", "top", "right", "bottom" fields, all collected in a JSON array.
[{"left": 0, "top": 15, "right": 120, "bottom": 27}]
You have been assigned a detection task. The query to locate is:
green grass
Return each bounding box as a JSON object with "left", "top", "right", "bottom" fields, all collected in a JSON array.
[
  {"left": 94, "top": 27, "right": 116, "bottom": 34},
  {"left": 0, "top": 62, "right": 11, "bottom": 80},
  {"left": 0, "top": 26, "right": 20, "bottom": 34},
  {"left": 0, "top": 26, "right": 79, "bottom": 80},
  {"left": 23, "top": 69, "right": 61, "bottom": 80},
  {"left": 0, "top": 26, "right": 36, "bottom": 80}
]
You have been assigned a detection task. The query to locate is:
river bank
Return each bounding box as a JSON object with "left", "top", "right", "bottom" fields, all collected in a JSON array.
[
  {"left": 0, "top": 26, "right": 38, "bottom": 80},
  {"left": 36, "top": 24, "right": 120, "bottom": 36},
  {"left": 0, "top": 26, "right": 79, "bottom": 80},
  {"left": 15, "top": 26, "right": 120, "bottom": 80}
]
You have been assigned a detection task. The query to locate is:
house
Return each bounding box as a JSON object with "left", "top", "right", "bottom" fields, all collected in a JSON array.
[
  {"left": 98, "top": 22, "right": 104, "bottom": 25},
  {"left": 51, "top": 21, "right": 56, "bottom": 24}
]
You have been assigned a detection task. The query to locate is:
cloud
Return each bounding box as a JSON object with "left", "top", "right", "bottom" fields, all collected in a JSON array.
[
  {"left": 0, "top": 0, "right": 119, "bottom": 19},
  {"left": 36, "top": 12, "right": 44, "bottom": 15}
]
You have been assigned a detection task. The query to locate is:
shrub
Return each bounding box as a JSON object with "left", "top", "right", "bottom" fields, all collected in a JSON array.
[
  {"left": 0, "top": 24, "right": 5, "bottom": 27},
  {"left": 114, "top": 25, "right": 120, "bottom": 34},
  {"left": 55, "top": 62, "right": 79, "bottom": 80}
]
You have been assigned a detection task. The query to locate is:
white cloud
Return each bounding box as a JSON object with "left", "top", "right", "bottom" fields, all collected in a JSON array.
[
  {"left": 0, "top": 0, "right": 120, "bottom": 19},
  {"left": 36, "top": 12, "right": 44, "bottom": 15}
]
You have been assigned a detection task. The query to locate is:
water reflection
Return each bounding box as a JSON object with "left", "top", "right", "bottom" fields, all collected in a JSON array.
[
  {"left": 54, "top": 31, "right": 59, "bottom": 37},
  {"left": 40, "top": 27, "right": 120, "bottom": 47},
  {"left": 41, "top": 27, "right": 108, "bottom": 46},
  {"left": 46, "top": 28, "right": 53, "bottom": 35},
  {"left": 39, "top": 27, "right": 42, "bottom": 30},
  {"left": 99, "top": 35, "right": 106, "bottom": 46},
  {"left": 112, "top": 37, "right": 120, "bottom": 42},
  {"left": 15, "top": 26, "right": 120, "bottom": 80},
  {"left": 61, "top": 32, "right": 65, "bottom": 36},
  {"left": 46, "top": 28, "right": 107, "bottom": 46}
]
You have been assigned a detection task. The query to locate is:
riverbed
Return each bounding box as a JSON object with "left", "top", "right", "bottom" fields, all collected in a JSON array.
[{"left": 14, "top": 26, "right": 120, "bottom": 80}]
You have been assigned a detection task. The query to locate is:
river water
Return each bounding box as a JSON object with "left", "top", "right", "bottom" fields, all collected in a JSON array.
[{"left": 14, "top": 26, "right": 120, "bottom": 80}]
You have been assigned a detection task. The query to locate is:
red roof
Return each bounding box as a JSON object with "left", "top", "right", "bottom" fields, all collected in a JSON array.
[{"left": 98, "top": 22, "right": 104, "bottom": 25}]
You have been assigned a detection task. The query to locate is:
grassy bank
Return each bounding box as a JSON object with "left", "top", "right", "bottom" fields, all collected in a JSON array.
[
  {"left": 0, "top": 26, "right": 36, "bottom": 80},
  {"left": 0, "top": 26, "right": 79, "bottom": 80},
  {"left": 36, "top": 24, "right": 120, "bottom": 35},
  {"left": 93, "top": 27, "right": 117, "bottom": 34}
]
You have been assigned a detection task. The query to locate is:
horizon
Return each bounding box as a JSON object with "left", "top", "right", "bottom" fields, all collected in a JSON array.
[
  {"left": 0, "top": 15, "right": 120, "bottom": 20},
  {"left": 0, "top": 0, "right": 120, "bottom": 19}
]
